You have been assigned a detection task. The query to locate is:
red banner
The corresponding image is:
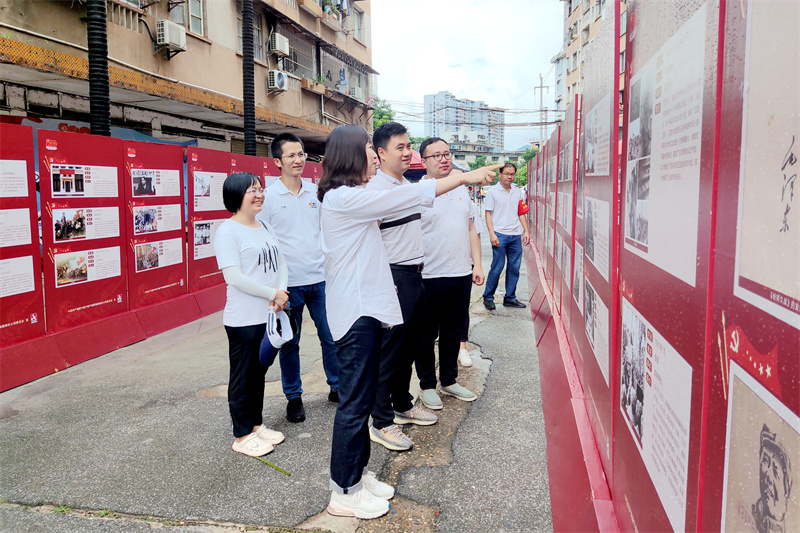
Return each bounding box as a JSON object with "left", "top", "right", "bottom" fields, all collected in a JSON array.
[
  {"left": 38, "top": 130, "right": 128, "bottom": 332},
  {"left": 122, "top": 141, "right": 188, "bottom": 308},
  {"left": 0, "top": 124, "right": 46, "bottom": 345}
]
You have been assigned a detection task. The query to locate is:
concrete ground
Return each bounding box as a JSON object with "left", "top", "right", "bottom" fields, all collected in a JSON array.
[{"left": 0, "top": 229, "right": 551, "bottom": 533}]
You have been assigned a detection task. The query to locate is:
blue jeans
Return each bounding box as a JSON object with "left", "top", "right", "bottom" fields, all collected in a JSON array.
[
  {"left": 330, "top": 316, "right": 382, "bottom": 493},
  {"left": 482, "top": 232, "right": 522, "bottom": 302},
  {"left": 279, "top": 281, "right": 339, "bottom": 400}
]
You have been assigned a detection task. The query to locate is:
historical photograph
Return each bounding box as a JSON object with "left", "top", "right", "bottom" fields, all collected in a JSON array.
[
  {"left": 55, "top": 252, "right": 88, "bottom": 286},
  {"left": 135, "top": 243, "right": 160, "bottom": 272},
  {"left": 585, "top": 198, "right": 595, "bottom": 261},
  {"left": 577, "top": 133, "right": 585, "bottom": 219},
  {"left": 621, "top": 302, "right": 647, "bottom": 442},
  {"left": 194, "top": 222, "right": 211, "bottom": 246},
  {"left": 132, "top": 170, "right": 156, "bottom": 196},
  {"left": 53, "top": 208, "right": 86, "bottom": 241},
  {"left": 584, "top": 107, "right": 596, "bottom": 174},
  {"left": 722, "top": 363, "right": 799, "bottom": 533},
  {"left": 194, "top": 172, "right": 211, "bottom": 197},
  {"left": 133, "top": 207, "right": 158, "bottom": 234},
  {"left": 584, "top": 279, "right": 596, "bottom": 347},
  {"left": 573, "top": 242, "right": 584, "bottom": 311},
  {"left": 625, "top": 157, "right": 651, "bottom": 247}
]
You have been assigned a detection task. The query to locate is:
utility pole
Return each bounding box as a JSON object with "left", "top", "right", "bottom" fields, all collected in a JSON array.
[{"left": 534, "top": 74, "right": 549, "bottom": 148}]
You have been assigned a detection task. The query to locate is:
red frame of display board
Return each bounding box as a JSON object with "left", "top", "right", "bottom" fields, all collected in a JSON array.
[
  {"left": 696, "top": 1, "right": 800, "bottom": 530},
  {"left": 38, "top": 130, "right": 131, "bottom": 333},
  {"left": 0, "top": 124, "right": 46, "bottom": 346},
  {"left": 614, "top": 2, "right": 722, "bottom": 531}
]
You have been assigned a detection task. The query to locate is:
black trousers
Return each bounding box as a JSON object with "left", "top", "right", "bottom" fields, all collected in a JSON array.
[
  {"left": 371, "top": 265, "right": 424, "bottom": 429},
  {"left": 225, "top": 323, "right": 268, "bottom": 438},
  {"left": 330, "top": 316, "right": 382, "bottom": 493},
  {"left": 415, "top": 274, "right": 472, "bottom": 389}
]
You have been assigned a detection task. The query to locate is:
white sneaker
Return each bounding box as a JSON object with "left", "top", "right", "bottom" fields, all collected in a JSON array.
[
  {"left": 254, "top": 425, "right": 285, "bottom": 445},
  {"left": 458, "top": 349, "right": 473, "bottom": 367},
  {"left": 363, "top": 470, "right": 395, "bottom": 499},
  {"left": 231, "top": 433, "right": 273, "bottom": 457},
  {"left": 327, "top": 487, "right": 390, "bottom": 519}
]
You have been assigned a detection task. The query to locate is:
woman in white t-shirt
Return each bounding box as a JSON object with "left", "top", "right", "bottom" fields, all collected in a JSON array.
[
  {"left": 214, "top": 172, "right": 290, "bottom": 458},
  {"left": 317, "top": 125, "right": 499, "bottom": 519}
]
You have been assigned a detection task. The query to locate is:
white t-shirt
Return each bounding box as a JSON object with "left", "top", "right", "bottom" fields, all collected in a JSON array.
[
  {"left": 214, "top": 219, "right": 282, "bottom": 327},
  {"left": 320, "top": 179, "right": 436, "bottom": 341},
  {"left": 257, "top": 178, "right": 324, "bottom": 287},
  {"left": 365, "top": 170, "right": 425, "bottom": 266},
  {"left": 485, "top": 184, "right": 524, "bottom": 235},
  {"left": 420, "top": 183, "right": 477, "bottom": 279}
]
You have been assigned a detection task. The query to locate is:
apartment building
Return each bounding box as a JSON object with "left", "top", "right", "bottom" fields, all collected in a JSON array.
[
  {"left": 0, "top": 0, "right": 375, "bottom": 154},
  {"left": 424, "top": 90, "right": 505, "bottom": 152}
]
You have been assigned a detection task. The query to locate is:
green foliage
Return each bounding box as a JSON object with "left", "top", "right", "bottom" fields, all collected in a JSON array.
[
  {"left": 372, "top": 98, "right": 395, "bottom": 130},
  {"left": 409, "top": 136, "right": 426, "bottom": 150},
  {"left": 53, "top": 504, "right": 71, "bottom": 514},
  {"left": 468, "top": 155, "right": 487, "bottom": 171},
  {"left": 514, "top": 146, "right": 540, "bottom": 187}
]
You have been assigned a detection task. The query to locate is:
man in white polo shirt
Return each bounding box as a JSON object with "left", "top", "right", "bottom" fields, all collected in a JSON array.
[
  {"left": 482, "top": 162, "right": 530, "bottom": 310},
  {"left": 365, "top": 122, "right": 439, "bottom": 452},
  {"left": 256, "top": 133, "right": 339, "bottom": 423},
  {"left": 415, "top": 137, "right": 485, "bottom": 409}
]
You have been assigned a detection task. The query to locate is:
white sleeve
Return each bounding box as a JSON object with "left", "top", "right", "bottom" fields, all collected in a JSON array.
[
  {"left": 330, "top": 179, "right": 436, "bottom": 222},
  {"left": 484, "top": 188, "right": 495, "bottom": 212},
  {"left": 221, "top": 265, "right": 278, "bottom": 301}
]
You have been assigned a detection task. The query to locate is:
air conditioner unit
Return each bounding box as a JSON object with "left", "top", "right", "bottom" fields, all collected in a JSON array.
[
  {"left": 269, "top": 33, "right": 290, "bottom": 57},
  {"left": 156, "top": 20, "right": 186, "bottom": 51},
  {"left": 268, "top": 70, "right": 289, "bottom": 92},
  {"left": 351, "top": 87, "right": 364, "bottom": 102}
]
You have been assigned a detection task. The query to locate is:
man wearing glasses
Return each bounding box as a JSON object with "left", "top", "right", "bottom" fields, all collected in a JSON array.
[
  {"left": 257, "top": 133, "right": 339, "bottom": 423},
  {"left": 482, "top": 162, "right": 530, "bottom": 310},
  {"left": 414, "top": 137, "right": 485, "bottom": 408}
]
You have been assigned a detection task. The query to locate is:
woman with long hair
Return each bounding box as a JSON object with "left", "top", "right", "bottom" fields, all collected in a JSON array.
[
  {"left": 214, "top": 172, "right": 289, "bottom": 457},
  {"left": 318, "top": 124, "right": 499, "bottom": 519}
]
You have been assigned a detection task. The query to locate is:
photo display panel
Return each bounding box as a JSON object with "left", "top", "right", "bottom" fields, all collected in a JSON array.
[
  {"left": 123, "top": 141, "right": 187, "bottom": 308},
  {"left": 570, "top": 0, "right": 620, "bottom": 482},
  {"left": 38, "top": 130, "right": 128, "bottom": 332},
  {"left": 545, "top": 128, "right": 561, "bottom": 304},
  {"left": 615, "top": 1, "right": 721, "bottom": 531},
  {"left": 0, "top": 124, "right": 46, "bottom": 345},
  {"left": 700, "top": 2, "right": 800, "bottom": 530},
  {"left": 557, "top": 100, "right": 579, "bottom": 338}
]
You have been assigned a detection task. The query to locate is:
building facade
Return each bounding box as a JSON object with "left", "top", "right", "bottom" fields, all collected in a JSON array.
[
  {"left": 423, "top": 90, "right": 505, "bottom": 152},
  {"left": 0, "top": 0, "right": 376, "bottom": 154}
]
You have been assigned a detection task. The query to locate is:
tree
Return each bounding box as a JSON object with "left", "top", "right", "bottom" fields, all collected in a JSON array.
[
  {"left": 409, "top": 136, "right": 426, "bottom": 151},
  {"left": 514, "top": 146, "right": 540, "bottom": 187},
  {"left": 372, "top": 98, "right": 394, "bottom": 130},
  {"left": 468, "top": 155, "right": 487, "bottom": 171}
]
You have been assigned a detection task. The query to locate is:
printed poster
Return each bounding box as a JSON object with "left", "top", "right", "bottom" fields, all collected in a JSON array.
[
  {"left": 585, "top": 279, "right": 610, "bottom": 384},
  {"left": 562, "top": 243, "right": 571, "bottom": 283},
  {"left": 585, "top": 196, "right": 610, "bottom": 282},
  {"left": 132, "top": 204, "right": 182, "bottom": 235},
  {"left": 620, "top": 298, "right": 693, "bottom": 532},
  {"left": 0, "top": 159, "right": 28, "bottom": 197},
  {"left": 585, "top": 93, "right": 612, "bottom": 177},
  {"left": 733, "top": 0, "right": 800, "bottom": 328},
  {"left": 193, "top": 219, "right": 226, "bottom": 260},
  {"left": 134, "top": 238, "right": 183, "bottom": 273},
  {"left": 50, "top": 164, "right": 118, "bottom": 197},
  {"left": 131, "top": 168, "right": 181, "bottom": 198},
  {"left": 0, "top": 209, "right": 32, "bottom": 248},
  {"left": 0, "top": 255, "right": 35, "bottom": 298},
  {"left": 721, "top": 361, "right": 800, "bottom": 533},
  {"left": 573, "top": 241, "right": 585, "bottom": 314},
  {"left": 51, "top": 206, "right": 119, "bottom": 242},
  {"left": 193, "top": 171, "right": 226, "bottom": 212},
  {"left": 624, "top": 4, "right": 706, "bottom": 288},
  {"left": 555, "top": 232, "right": 563, "bottom": 270},
  {"left": 54, "top": 246, "right": 121, "bottom": 287},
  {"left": 577, "top": 132, "right": 585, "bottom": 219}
]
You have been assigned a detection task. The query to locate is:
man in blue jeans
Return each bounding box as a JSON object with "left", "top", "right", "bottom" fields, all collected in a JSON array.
[
  {"left": 482, "top": 162, "right": 530, "bottom": 310},
  {"left": 257, "top": 133, "right": 339, "bottom": 422}
]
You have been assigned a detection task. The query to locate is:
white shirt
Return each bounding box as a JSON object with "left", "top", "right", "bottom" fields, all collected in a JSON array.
[
  {"left": 320, "top": 179, "right": 436, "bottom": 341},
  {"left": 214, "top": 219, "right": 282, "bottom": 327},
  {"left": 257, "top": 178, "right": 324, "bottom": 286},
  {"left": 420, "top": 182, "right": 477, "bottom": 279},
  {"left": 365, "top": 170, "right": 424, "bottom": 265},
  {"left": 485, "top": 184, "right": 524, "bottom": 235}
]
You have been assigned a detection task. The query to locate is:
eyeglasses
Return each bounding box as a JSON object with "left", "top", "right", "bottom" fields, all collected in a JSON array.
[
  {"left": 281, "top": 152, "right": 307, "bottom": 161},
  {"left": 501, "top": 172, "right": 516, "bottom": 177},
  {"left": 245, "top": 187, "right": 264, "bottom": 196},
  {"left": 422, "top": 152, "right": 452, "bottom": 162}
]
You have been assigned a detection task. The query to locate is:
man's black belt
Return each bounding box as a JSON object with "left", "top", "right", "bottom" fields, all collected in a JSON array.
[{"left": 390, "top": 263, "right": 424, "bottom": 273}]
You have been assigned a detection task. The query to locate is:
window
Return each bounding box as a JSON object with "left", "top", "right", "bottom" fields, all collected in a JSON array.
[
  {"left": 353, "top": 7, "right": 367, "bottom": 44},
  {"left": 171, "top": 0, "right": 205, "bottom": 36},
  {"left": 237, "top": 7, "right": 264, "bottom": 62},
  {"left": 620, "top": 9, "right": 627, "bottom": 35},
  {"left": 620, "top": 50, "right": 626, "bottom": 73}
]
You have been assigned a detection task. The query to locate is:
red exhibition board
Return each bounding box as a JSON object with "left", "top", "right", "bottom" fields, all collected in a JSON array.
[
  {"left": 573, "top": 1, "right": 620, "bottom": 486},
  {"left": 38, "top": 130, "right": 129, "bottom": 332},
  {"left": 700, "top": 1, "right": 800, "bottom": 531},
  {"left": 615, "top": 1, "right": 722, "bottom": 531},
  {"left": 303, "top": 161, "right": 322, "bottom": 183},
  {"left": 0, "top": 124, "right": 46, "bottom": 345},
  {"left": 544, "top": 126, "right": 562, "bottom": 306},
  {"left": 186, "top": 148, "right": 279, "bottom": 292},
  {"left": 556, "top": 99, "right": 579, "bottom": 341},
  {"left": 122, "top": 141, "right": 187, "bottom": 309}
]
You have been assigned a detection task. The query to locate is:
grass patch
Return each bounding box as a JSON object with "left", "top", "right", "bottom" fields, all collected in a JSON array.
[{"left": 53, "top": 504, "right": 72, "bottom": 514}]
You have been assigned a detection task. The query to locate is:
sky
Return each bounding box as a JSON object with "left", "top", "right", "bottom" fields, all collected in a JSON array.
[{"left": 370, "top": 0, "right": 566, "bottom": 151}]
